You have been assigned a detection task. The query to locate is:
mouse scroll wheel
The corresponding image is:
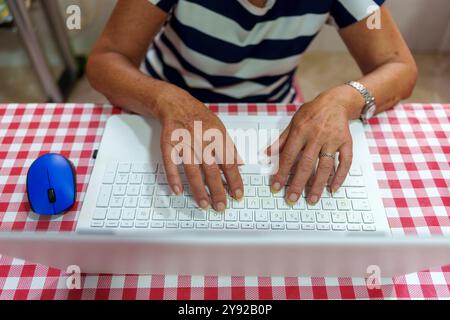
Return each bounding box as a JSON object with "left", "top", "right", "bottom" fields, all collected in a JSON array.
[{"left": 47, "top": 188, "right": 56, "bottom": 203}]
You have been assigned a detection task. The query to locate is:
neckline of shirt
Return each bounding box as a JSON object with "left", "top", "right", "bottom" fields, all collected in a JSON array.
[{"left": 236, "top": 0, "right": 276, "bottom": 16}]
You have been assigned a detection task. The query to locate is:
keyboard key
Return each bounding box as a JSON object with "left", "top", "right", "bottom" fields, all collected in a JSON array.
[
  {"left": 346, "top": 187, "right": 368, "bottom": 199},
  {"left": 277, "top": 198, "right": 290, "bottom": 210},
  {"left": 136, "top": 208, "right": 150, "bottom": 220},
  {"left": 247, "top": 198, "right": 260, "bottom": 209},
  {"left": 301, "top": 211, "right": 315, "bottom": 223},
  {"left": 158, "top": 175, "right": 168, "bottom": 184},
  {"left": 332, "top": 188, "right": 346, "bottom": 198},
  {"left": 273, "top": 188, "right": 286, "bottom": 198},
  {"left": 270, "top": 211, "right": 284, "bottom": 222},
  {"left": 251, "top": 176, "right": 263, "bottom": 186},
  {"left": 363, "top": 225, "right": 376, "bottom": 231},
  {"left": 307, "top": 202, "right": 321, "bottom": 210},
  {"left": 115, "top": 174, "right": 128, "bottom": 184},
  {"left": 239, "top": 210, "right": 253, "bottom": 222},
  {"left": 124, "top": 196, "right": 138, "bottom": 208},
  {"left": 154, "top": 196, "right": 170, "bottom": 208},
  {"left": 262, "top": 198, "right": 275, "bottom": 209},
  {"left": 346, "top": 212, "right": 362, "bottom": 224},
  {"left": 362, "top": 212, "right": 374, "bottom": 224},
  {"left": 107, "top": 208, "right": 121, "bottom": 220},
  {"left": 196, "top": 222, "right": 209, "bottom": 229},
  {"left": 271, "top": 223, "right": 285, "bottom": 230},
  {"left": 352, "top": 199, "right": 371, "bottom": 211},
  {"left": 171, "top": 196, "right": 185, "bottom": 208},
  {"left": 139, "top": 197, "right": 152, "bottom": 208},
  {"left": 343, "top": 176, "right": 365, "bottom": 187},
  {"left": 135, "top": 221, "right": 149, "bottom": 228},
  {"left": 244, "top": 186, "right": 257, "bottom": 197},
  {"left": 118, "top": 163, "right": 131, "bottom": 173},
  {"left": 293, "top": 200, "right": 306, "bottom": 210},
  {"left": 91, "top": 221, "right": 104, "bottom": 228},
  {"left": 347, "top": 224, "right": 361, "bottom": 231},
  {"left": 93, "top": 208, "right": 107, "bottom": 220},
  {"left": 157, "top": 185, "right": 172, "bottom": 196},
  {"left": 122, "top": 208, "right": 136, "bottom": 220},
  {"left": 118, "top": 218, "right": 134, "bottom": 227},
  {"left": 96, "top": 185, "right": 112, "bottom": 207},
  {"left": 166, "top": 222, "right": 178, "bottom": 228},
  {"left": 141, "top": 185, "right": 155, "bottom": 196},
  {"left": 321, "top": 199, "right": 336, "bottom": 210},
  {"left": 232, "top": 199, "right": 245, "bottom": 209},
  {"left": 301, "top": 224, "right": 315, "bottom": 230},
  {"left": 331, "top": 211, "right": 346, "bottom": 223},
  {"left": 241, "top": 223, "right": 254, "bottom": 229},
  {"left": 187, "top": 198, "right": 198, "bottom": 208},
  {"left": 226, "top": 222, "right": 239, "bottom": 229},
  {"left": 317, "top": 223, "right": 331, "bottom": 231},
  {"left": 110, "top": 196, "right": 124, "bottom": 208},
  {"left": 241, "top": 175, "right": 250, "bottom": 185},
  {"left": 127, "top": 185, "right": 140, "bottom": 196},
  {"left": 332, "top": 224, "right": 346, "bottom": 231},
  {"left": 112, "top": 185, "right": 126, "bottom": 196},
  {"left": 178, "top": 209, "right": 192, "bottom": 221},
  {"left": 255, "top": 210, "right": 269, "bottom": 222},
  {"left": 336, "top": 199, "right": 351, "bottom": 211},
  {"left": 106, "top": 221, "right": 119, "bottom": 228},
  {"left": 225, "top": 211, "right": 238, "bottom": 221},
  {"left": 211, "top": 222, "right": 224, "bottom": 229},
  {"left": 129, "top": 173, "right": 142, "bottom": 184},
  {"left": 193, "top": 209, "right": 207, "bottom": 221},
  {"left": 132, "top": 163, "right": 157, "bottom": 173},
  {"left": 264, "top": 176, "right": 271, "bottom": 186},
  {"left": 286, "top": 223, "right": 300, "bottom": 230},
  {"left": 142, "top": 174, "right": 157, "bottom": 184},
  {"left": 258, "top": 187, "right": 271, "bottom": 197},
  {"left": 209, "top": 211, "right": 223, "bottom": 221},
  {"left": 256, "top": 223, "right": 269, "bottom": 229},
  {"left": 316, "top": 212, "right": 330, "bottom": 223},
  {"left": 349, "top": 165, "right": 362, "bottom": 176},
  {"left": 153, "top": 208, "right": 176, "bottom": 220},
  {"left": 102, "top": 172, "right": 115, "bottom": 184},
  {"left": 285, "top": 211, "right": 299, "bottom": 222},
  {"left": 181, "top": 221, "right": 194, "bottom": 229},
  {"left": 151, "top": 221, "right": 164, "bottom": 228}
]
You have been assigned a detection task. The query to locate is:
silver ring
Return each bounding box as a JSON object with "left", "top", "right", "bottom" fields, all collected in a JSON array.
[{"left": 319, "top": 152, "right": 336, "bottom": 160}]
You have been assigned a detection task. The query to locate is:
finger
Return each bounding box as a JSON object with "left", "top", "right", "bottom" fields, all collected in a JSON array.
[
  {"left": 285, "top": 142, "right": 320, "bottom": 205},
  {"left": 202, "top": 163, "right": 227, "bottom": 212},
  {"left": 331, "top": 141, "right": 353, "bottom": 193},
  {"left": 221, "top": 163, "right": 244, "bottom": 200},
  {"left": 184, "top": 164, "right": 210, "bottom": 209},
  {"left": 271, "top": 130, "right": 306, "bottom": 193},
  {"left": 265, "top": 124, "right": 290, "bottom": 156},
  {"left": 161, "top": 139, "right": 183, "bottom": 196},
  {"left": 307, "top": 147, "right": 337, "bottom": 204}
]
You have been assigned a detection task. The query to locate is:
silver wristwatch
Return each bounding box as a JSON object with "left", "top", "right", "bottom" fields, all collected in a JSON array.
[{"left": 345, "top": 81, "right": 376, "bottom": 124}]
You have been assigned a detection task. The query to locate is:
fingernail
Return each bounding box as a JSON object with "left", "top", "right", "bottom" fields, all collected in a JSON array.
[
  {"left": 332, "top": 186, "right": 340, "bottom": 193},
  {"left": 308, "top": 195, "right": 318, "bottom": 204},
  {"left": 199, "top": 200, "right": 209, "bottom": 209},
  {"left": 173, "top": 185, "right": 181, "bottom": 196},
  {"left": 234, "top": 189, "right": 243, "bottom": 200},
  {"left": 215, "top": 202, "right": 226, "bottom": 212},
  {"left": 271, "top": 182, "right": 281, "bottom": 193},
  {"left": 286, "top": 193, "right": 299, "bottom": 205}
]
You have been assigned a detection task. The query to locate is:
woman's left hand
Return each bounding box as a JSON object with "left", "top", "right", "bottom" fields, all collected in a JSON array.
[{"left": 268, "top": 87, "right": 356, "bottom": 206}]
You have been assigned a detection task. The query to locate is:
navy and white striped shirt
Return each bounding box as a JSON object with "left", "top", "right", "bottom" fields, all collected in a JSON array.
[{"left": 146, "top": 0, "right": 385, "bottom": 103}]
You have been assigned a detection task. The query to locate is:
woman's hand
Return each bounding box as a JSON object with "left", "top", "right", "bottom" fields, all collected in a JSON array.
[
  {"left": 156, "top": 85, "right": 244, "bottom": 212},
  {"left": 268, "top": 87, "right": 355, "bottom": 206}
]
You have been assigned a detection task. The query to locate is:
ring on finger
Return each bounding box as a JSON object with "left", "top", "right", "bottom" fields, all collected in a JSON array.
[{"left": 319, "top": 152, "right": 336, "bottom": 160}]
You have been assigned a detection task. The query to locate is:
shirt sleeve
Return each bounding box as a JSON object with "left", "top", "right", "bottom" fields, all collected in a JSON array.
[
  {"left": 148, "top": 0, "right": 178, "bottom": 13},
  {"left": 330, "top": 0, "right": 386, "bottom": 29}
]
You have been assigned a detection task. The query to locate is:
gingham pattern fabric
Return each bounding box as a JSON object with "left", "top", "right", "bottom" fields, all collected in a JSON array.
[{"left": 0, "top": 103, "right": 449, "bottom": 300}]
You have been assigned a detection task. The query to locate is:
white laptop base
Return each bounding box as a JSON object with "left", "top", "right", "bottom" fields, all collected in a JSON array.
[{"left": 76, "top": 115, "right": 391, "bottom": 235}]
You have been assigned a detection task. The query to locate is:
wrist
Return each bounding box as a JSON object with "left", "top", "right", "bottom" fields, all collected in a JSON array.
[
  {"left": 317, "top": 85, "right": 366, "bottom": 120},
  {"left": 150, "top": 83, "right": 188, "bottom": 121}
]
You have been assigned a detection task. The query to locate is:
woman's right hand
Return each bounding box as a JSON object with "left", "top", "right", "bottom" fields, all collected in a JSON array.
[{"left": 155, "top": 85, "right": 244, "bottom": 212}]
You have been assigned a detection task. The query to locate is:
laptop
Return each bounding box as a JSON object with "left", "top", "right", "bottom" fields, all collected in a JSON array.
[{"left": 1, "top": 114, "right": 449, "bottom": 277}]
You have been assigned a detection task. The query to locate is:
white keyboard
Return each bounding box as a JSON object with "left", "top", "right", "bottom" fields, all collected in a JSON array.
[{"left": 89, "top": 162, "right": 377, "bottom": 232}]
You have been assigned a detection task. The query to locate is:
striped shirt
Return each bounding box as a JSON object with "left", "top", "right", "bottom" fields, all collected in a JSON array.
[{"left": 146, "top": 0, "right": 385, "bottom": 103}]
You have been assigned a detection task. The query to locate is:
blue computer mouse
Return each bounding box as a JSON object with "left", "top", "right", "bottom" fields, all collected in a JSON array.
[{"left": 26, "top": 153, "right": 77, "bottom": 215}]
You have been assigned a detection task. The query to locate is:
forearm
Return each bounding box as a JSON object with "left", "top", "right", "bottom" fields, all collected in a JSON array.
[
  {"left": 320, "top": 59, "right": 418, "bottom": 120},
  {"left": 86, "top": 51, "right": 179, "bottom": 119}
]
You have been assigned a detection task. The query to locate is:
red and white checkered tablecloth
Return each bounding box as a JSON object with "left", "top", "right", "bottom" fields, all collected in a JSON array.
[{"left": 0, "top": 103, "right": 449, "bottom": 300}]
